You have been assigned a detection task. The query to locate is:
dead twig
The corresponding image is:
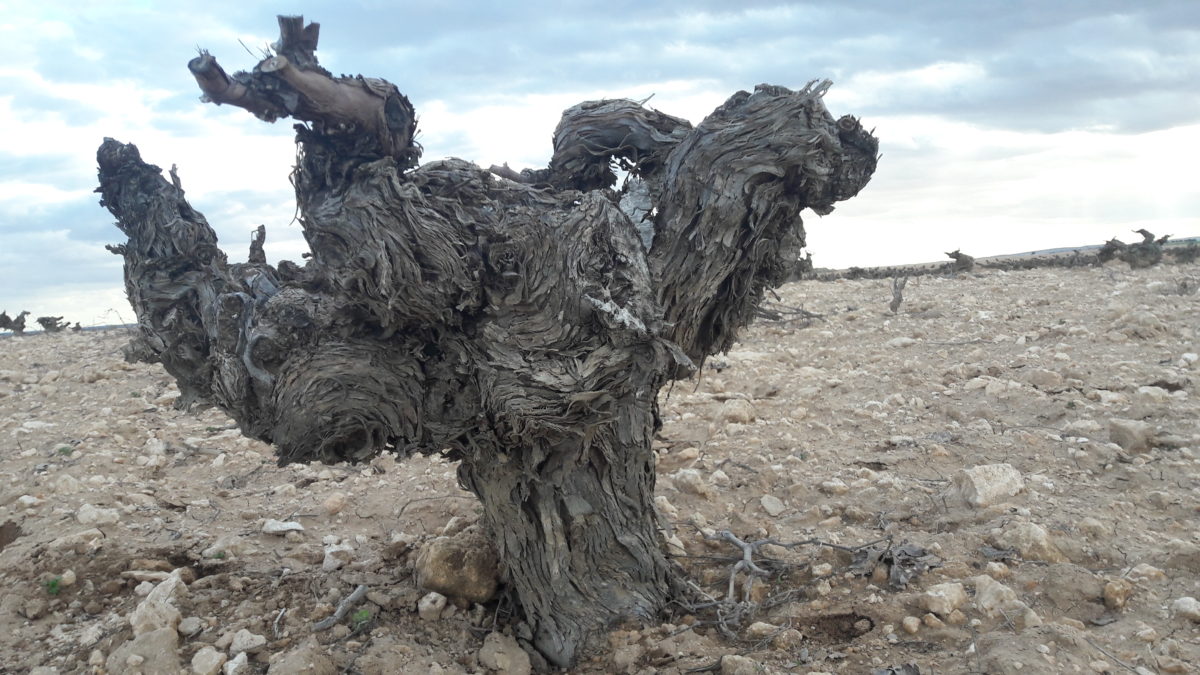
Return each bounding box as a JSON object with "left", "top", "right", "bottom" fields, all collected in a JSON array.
[
  {"left": 312, "top": 584, "right": 368, "bottom": 632},
  {"left": 1082, "top": 636, "right": 1141, "bottom": 674},
  {"left": 703, "top": 530, "right": 776, "bottom": 602},
  {"left": 755, "top": 302, "right": 825, "bottom": 323},
  {"left": 890, "top": 276, "right": 908, "bottom": 313}
]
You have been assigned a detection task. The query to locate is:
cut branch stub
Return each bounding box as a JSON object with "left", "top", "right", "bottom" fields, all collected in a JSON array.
[{"left": 188, "top": 15, "right": 418, "bottom": 167}]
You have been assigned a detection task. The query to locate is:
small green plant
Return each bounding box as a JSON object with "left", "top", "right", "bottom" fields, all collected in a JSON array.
[
  {"left": 43, "top": 577, "right": 62, "bottom": 595},
  {"left": 351, "top": 608, "right": 372, "bottom": 629},
  {"left": 130, "top": 391, "right": 142, "bottom": 398},
  {"left": 209, "top": 551, "right": 226, "bottom": 560},
  {"left": 56, "top": 446, "right": 74, "bottom": 456}
]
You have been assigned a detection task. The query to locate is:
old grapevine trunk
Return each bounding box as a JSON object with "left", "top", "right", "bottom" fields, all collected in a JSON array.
[{"left": 96, "top": 16, "right": 877, "bottom": 666}]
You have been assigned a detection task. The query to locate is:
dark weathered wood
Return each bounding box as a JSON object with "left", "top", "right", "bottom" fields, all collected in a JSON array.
[
  {"left": 945, "top": 249, "right": 975, "bottom": 273},
  {"left": 1098, "top": 230, "right": 1165, "bottom": 269},
  {"left": 36, "top": 316, "right": 68, "bottom": 333},
  {"left": 97, "top": 15, "right": 877, "bottom": 667},
  {"left": 2, "top": 311, "right": 30, "bottom": 336}
]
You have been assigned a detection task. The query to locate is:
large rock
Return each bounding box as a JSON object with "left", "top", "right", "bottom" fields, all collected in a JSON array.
[
  {"left": 719, "top": 398, "right": 756, "bottom": 424},
  {"left": 321, "top": 542, "right": 355, "bottom": 571},
  {"left": 720, "top": 654, "right": 760, "bottom": 675},
  {"left": 262, "top": 519, "right": 304, "bottom": 535},
  {"left": 478, "top": 632, "right": 532, "bottom": 675},
  {"left": 1165, "top": 539, "right": 1200, "bottom": 573},
  {"left": 76, "top": 503, "right": 121, "bottom": 526},
  {"left": 48, "top": 528, "right": 104, "bottom": 553},
  {"left": 673, "top": 468, "right": 715, "bottom": 499},
  {"left": 989, "top": 521, "right": 1066, "bottom": 563},
  {"left": 1172, "top": 596, "right": 1200, "bottom": 622},
  {"left": 418, "top": 591, "right": 447, "bottom": 621},
  {"left": 972, "top": 575, "right": 1042, "bottom": 630},
  {"left": 129, "top": 570, "right": 187, "bottom": 636},
  {"left": 951, "top": 463, "right": 1024, "bottom": 507},
  {"left": 229, "top": 629, "right": 266, "bottom": 654},
  {"left": 1108, "top": 418, "right": 1154, "bottom": 452},
  {"left": 760, "top": 495, "right": 785, "bottom": 517},
  {"left": 921, "top": 582, "right": 968, "bottom": 616},
  {"left": 415, "top": 526, "right": 500, "bottom": 604},
  {"left": 223, "top": 652, "right": 249, "bottom": 675},
  {"left": 1024, "top": 368, "right": 1063, "bottom": 389},
  {"left": 192, "top": 646, "right": 227, "bottom": 675},
  {"left": 1103, "top": 578, "right": 1134, "bottom": 611},
  {"left": 106, "top": 628, "right": 181, "bottom": 674}
]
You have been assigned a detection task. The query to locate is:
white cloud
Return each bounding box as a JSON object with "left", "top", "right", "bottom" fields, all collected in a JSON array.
[
  {"left": 0, "top": 182, "right": 90, "bottom": 212},
  {"left": 810, "top": 117, "right": 1200, "bottom": 267},
  {"left": 827, "top": 62, "right": 988, "bottom": 111}
]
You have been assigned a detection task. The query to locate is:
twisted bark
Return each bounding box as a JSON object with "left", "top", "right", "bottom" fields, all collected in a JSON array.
[{"left": 97, "top": 15, "right": 877, "bottom": 667}]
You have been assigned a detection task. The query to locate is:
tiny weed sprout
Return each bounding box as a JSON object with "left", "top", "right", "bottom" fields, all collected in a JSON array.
[
  {"left": 57, "top": 446, "right": 73, "bottom": 456},
  {"left": 43, "top": 578, "right": 62, "bottom": 595},
  {"left": 352, "top": 609, "right": 371, "bottom": 628}
]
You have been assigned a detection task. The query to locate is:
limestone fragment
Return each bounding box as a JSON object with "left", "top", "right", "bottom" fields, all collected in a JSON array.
[
  {"left": 1103, "top": 578, "right": 1134, "bottom": 611},
  {"left": 989, "top": 521, "right": 1066, "bottom": 563},
  {"left": 1108, "top": 418, "right": 1154, "bottom": 453},
  {"left": 719, "top": 654, "right": 759, "bottom": 675},
  {"left": 192, "top": 646, "right": 227, "bottom": 675},
  {"left": 418, "top": 592, "right": 447, "bottom": 621},
  {"left": 745, "top": 621, "right": 777, "bottom": 639},
  {"left": 477, "top": 632, "right": 531, "bottom": 675},
  {"left": 972, "top": 575, "right": 1042, "bottom": 629},
  {"left": 760, "top": 495, "right": 785, "bottom": 517},
  {"left": 76, "top": 503, "right": 121, "bottom": 526},
  {"left": 951, "top": 463, "right": 1025, "bottom": 507},
  {"left": 414, "top": 527, "right": 500, "bottom": 603},
  {"left": 819, "top": 478, "right": 849, "bottom": 495},
  {"left": 921, "top": 582, "right": 968, "bottom": 616},
  {"left": 229, "top": 628, "right": 266, "bottom": 654},
  {"left": 224, "top": 652, "right": 249, "bottom": 675},
  {"left": 179, "top": 616, "right": 204, "bottom": 637},
  {"left": 1128, "top": 563, "right": 1165, "bottom": 582},
  {"left": 673, "top": 468, "right": 715, "bottom": 499},
  {"left": 321, "top": 543, "right": 354, "bottom": 571},
  {"left": 1172, "top": 596, "right": 1200, "bottom": 622},
  {"left": 719, "top": 399, "right": 756, "bottom": 424},
  {"left": 106, "top": 628, "right": 181, "bottom": 674},
  {"left": 262, "top": 519, "right": 305, "bottom": 535},
  {"left": 129, "top": 570, "right": 187, "bottom": 636}
]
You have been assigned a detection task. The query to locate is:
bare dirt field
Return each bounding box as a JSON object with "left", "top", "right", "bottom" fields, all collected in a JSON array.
[{"left": 2, "top": 261, "right": 1198, "bottom": 674}]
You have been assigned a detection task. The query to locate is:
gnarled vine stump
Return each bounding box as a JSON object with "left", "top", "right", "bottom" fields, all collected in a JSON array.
[{"left": 96, "top": 15, "right": 877, "bottom": 666}]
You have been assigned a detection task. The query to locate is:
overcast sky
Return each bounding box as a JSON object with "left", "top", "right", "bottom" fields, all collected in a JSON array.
[{"left": 2, "top": 1, "right": 1197, "bottom": 326}]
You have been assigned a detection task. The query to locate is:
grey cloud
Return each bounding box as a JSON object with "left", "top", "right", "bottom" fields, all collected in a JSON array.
[
  {"left": 320, "top": 2, "right": 1197, "bottom": 133},
  {"left": 38, "top": 2, "right": 1185, "bottom": 135}
]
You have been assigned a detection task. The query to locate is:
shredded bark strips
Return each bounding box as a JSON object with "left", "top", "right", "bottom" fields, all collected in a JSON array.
[{"left": 97, "top": 15, "right": 877, "bottom": 667}]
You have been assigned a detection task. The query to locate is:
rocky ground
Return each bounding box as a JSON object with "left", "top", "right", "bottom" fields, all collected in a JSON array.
[{"left": 1, "top": 261, "right": 1198, "bottom": 675}]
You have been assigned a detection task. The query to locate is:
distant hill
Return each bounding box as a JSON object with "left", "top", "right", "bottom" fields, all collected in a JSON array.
[{"left": 996, "top": 235, "right": 1199, "bottom": 260}]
